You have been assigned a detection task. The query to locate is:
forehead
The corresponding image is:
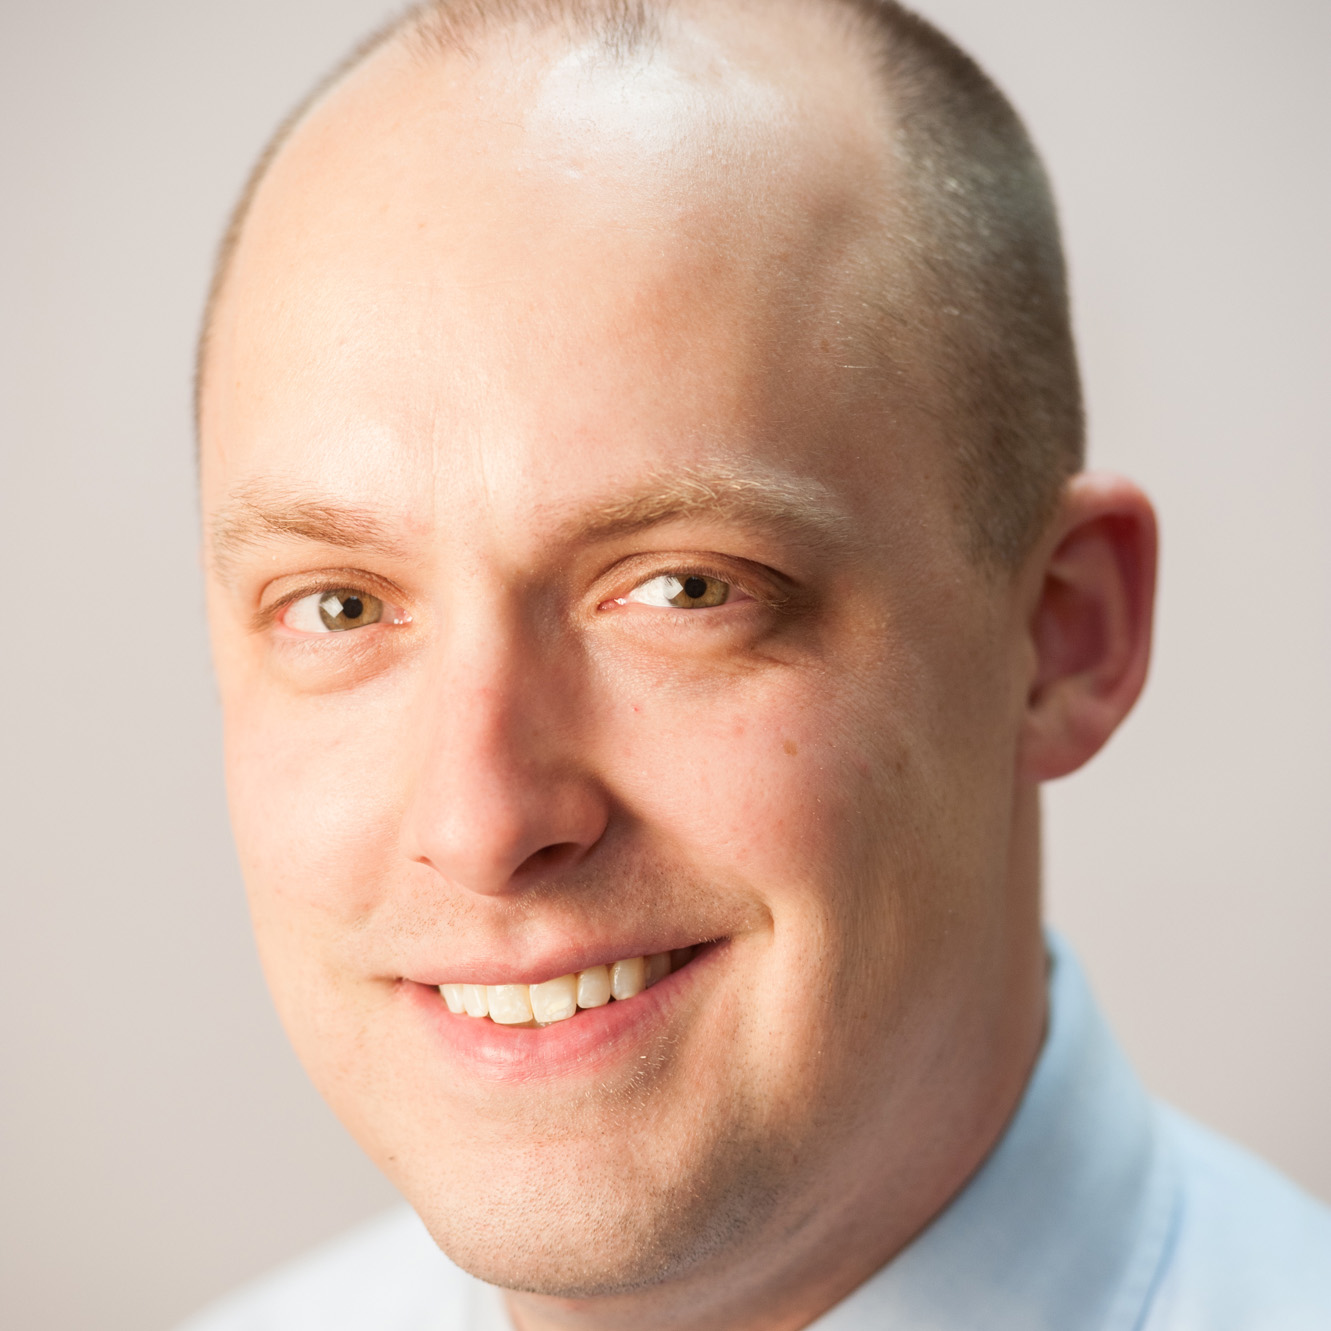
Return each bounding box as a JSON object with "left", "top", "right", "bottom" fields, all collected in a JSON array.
[{"left": 201, "top": 17, "right": 932, "bottom": 547}]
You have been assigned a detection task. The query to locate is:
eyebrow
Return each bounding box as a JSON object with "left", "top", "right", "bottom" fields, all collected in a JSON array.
[
  {"left": 208, "top": 482, "right": 411, "bottom": 581},
  {"left": 208, "top": 465, "right": 855, "bottom": 581},
  {"left": 553, "top": 466, "right": 855, "bottom": 550}
]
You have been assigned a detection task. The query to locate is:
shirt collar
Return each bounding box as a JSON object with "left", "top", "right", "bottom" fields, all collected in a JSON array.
[{"left": 807, "top": 934, "right": 1178, "bottom": 1331}]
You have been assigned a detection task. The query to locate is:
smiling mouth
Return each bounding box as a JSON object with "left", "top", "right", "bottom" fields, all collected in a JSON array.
[{"left": 438, "top": 945, "right": 701, "bottom": 1026}]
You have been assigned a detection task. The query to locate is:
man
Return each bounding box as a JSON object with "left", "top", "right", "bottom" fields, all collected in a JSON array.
[{"left": 187, "top": 1, "right": 1331, "bottom": 1327}]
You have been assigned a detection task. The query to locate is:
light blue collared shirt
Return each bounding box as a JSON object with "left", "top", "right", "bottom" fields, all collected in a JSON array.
[{"left": 181, "top": 938, "right": 1331, "bottom": 1330}]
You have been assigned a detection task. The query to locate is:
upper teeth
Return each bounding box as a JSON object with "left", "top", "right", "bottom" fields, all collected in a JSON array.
[{"left": 438, "top": 949, "right": 693, "bottom": 1025}]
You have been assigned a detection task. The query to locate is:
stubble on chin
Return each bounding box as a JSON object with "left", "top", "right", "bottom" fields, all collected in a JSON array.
[{"left": 403, "top": 1056, "right": 799, "bottom": 1300}]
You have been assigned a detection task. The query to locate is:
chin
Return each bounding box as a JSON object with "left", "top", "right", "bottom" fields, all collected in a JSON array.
[{"left": 399, "top": 1131, "right": 787, "bottom": 1300}]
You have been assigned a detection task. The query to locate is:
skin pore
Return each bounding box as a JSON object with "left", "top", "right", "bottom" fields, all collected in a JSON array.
[{"left": 200, "top": 6, "right": 1156, "bottom": 1331}]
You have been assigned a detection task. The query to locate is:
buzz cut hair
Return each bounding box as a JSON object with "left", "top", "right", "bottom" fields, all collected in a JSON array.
[{"left": 197, "top": 0, "right": 1083, "bottom": 567}]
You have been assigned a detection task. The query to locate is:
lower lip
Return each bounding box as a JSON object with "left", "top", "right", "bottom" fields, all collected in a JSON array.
[{"left": 402, "top": 943, "right": 722, "bottom": 1084}]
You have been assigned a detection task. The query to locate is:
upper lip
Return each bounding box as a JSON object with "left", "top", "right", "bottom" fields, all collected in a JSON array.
[{"left": 403, "top": 935, "right": 717, "bottom": 989}]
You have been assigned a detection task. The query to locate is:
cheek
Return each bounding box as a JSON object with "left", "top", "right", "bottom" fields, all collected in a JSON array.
[
  {"left": 600, "top": 644, "right": 1005, "bottom": 1038},
  {"left": 222, "top": 678, "right": 408, "bottom": 928},
  {"left": 610, "top": 684, "right": 810, "bottom": 850},
  {"left": 599, "top": 670, "right": 949, "bottom": 1111},
  {"left": 602, "top": 662, "right": 920, "bottom": 917}
]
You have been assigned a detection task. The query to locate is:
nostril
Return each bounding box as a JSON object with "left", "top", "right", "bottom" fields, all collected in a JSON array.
[{"left": 515, "top": 842, "right": 584, "bottom": 876}]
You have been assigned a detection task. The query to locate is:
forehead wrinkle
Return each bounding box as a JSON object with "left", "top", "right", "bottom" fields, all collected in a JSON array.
[{"left": 208, "top": 480, "right": 412, "bottom": 581}]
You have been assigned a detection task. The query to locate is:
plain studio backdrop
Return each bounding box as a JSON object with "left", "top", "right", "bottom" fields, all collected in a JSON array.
[{"left": 1, "top": 2, "right": 1327, "bottom": 1327}]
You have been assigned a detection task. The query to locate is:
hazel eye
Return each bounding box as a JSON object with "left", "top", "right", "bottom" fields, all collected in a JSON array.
[
  {"left": 282, "top": 589, "right": 404, "bottom": 633},
  {"left": 625, "top": 574, "right": 733, "bottom": 609}
]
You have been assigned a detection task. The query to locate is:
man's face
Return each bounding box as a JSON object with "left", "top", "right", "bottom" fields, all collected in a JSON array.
[{"left": 202, "top": 26, "right": 1034, "bottom": 1301}]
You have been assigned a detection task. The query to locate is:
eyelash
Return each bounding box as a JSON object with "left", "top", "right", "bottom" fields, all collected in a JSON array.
[
  {"left": 255, "top": 559, "right": 783, "bottom": 639},
  {"left": 598, "top": 559, "right": 785, "bottom": 615},
  {"left": 256, "top": 574, "right": 406, "bottom": 636}
]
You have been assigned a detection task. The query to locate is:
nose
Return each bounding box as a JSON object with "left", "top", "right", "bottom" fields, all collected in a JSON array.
[{"left": 401, "top": 634, "right": 610, "bottom": 898}]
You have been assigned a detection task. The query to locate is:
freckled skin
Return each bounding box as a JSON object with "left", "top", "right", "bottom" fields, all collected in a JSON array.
[{"left": 197, "top": 9, "right": 1157, "bottom": 1331}]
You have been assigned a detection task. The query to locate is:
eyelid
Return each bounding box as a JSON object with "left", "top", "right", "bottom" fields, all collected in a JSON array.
[
  {"left": 252, "top": 570, "right": 411, "bottom": 635},
  {"left": 598, "top": 556, "right": 786, "bottom": 612}
]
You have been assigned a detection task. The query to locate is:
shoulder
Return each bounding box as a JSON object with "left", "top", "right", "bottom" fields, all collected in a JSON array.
[
  {"left": 174, "top": 1207, "right": 477, "bottom": 1331},
  {"left": 1145, "top": 1107, "right": 1331, "bottom": 1330}
]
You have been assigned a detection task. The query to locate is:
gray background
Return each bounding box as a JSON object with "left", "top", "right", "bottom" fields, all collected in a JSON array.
[{"left": 1, "top": 1, "right": 1326, "bottom": 1327}]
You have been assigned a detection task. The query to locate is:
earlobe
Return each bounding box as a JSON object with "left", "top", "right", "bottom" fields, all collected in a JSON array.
[{"left": 1018, "top": 473, "right": 1158, "bottom": 783}]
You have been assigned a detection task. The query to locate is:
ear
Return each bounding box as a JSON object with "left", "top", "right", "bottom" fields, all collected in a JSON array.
[{"left": 1017, "top": 472, "right": 1158, "bottom": 782}]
